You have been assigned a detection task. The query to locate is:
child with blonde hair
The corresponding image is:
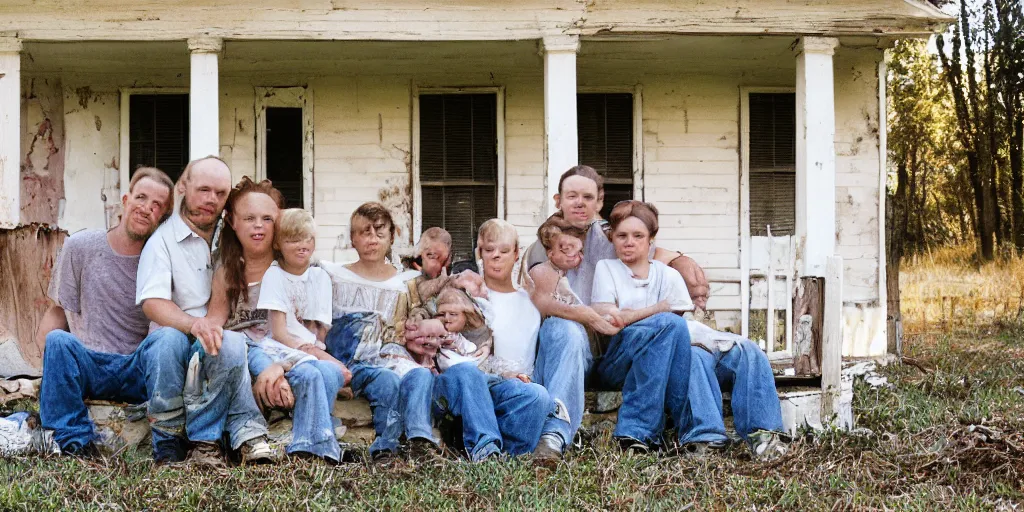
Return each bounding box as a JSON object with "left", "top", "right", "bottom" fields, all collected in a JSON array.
[{"left": 256, "top": 208, "right": 347, "bottom": 373}]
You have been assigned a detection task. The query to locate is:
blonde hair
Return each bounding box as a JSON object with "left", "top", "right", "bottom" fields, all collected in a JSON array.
[
  {"left": 418, "top": 227, "right": 452, "bottom": 255},
  {"left": 276, "top": 208, "right": 316, "bottom": 243},
  {"left": 476, "top": 218, "right": 519, "bottom": 252}
]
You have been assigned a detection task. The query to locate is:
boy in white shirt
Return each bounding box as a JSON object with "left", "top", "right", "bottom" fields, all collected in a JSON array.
[{"left": 257, "top": 209, "right": 348, "bottom": 375}]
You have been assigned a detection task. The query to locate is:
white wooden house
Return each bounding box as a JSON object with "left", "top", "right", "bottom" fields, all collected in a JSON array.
[{"left": 0, "top": 1, "right": 952, "bottom": 377}]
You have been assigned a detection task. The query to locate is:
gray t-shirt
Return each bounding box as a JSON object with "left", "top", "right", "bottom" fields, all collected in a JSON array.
[{"left": 48, "top": 230, "right": 150, "bottom": 354}]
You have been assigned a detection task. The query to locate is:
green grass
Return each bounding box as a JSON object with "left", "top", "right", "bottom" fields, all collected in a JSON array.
[{"left": 2, "top": 329, "right": 1023, "bottom": 511}]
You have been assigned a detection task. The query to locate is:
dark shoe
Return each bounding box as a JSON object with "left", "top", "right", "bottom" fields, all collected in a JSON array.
[
  {"left": 406, "top": 437, "right": 440, "bottom": 462},
  {"left": 371, "top": 448, "right": 398, "bottom": 462},
  {"left": 338, "top": 444, "right": 364, "bottom": 464},
  {"left": 616, "top": 436, "right": 651, "bottom": 454},
  {"left": 678, "top": 440, "right": 728, "bottom": 459},
  {"left": 186, "top": 441, "right": 228, "bottom": 469},
  {"left": 532, "top": 433, "right": 564, "bottom": 469},
  {"left": 64, "top": 441, "right": 102, "bottom": 460},
  {"left": 153, "top": 438, "right": 187, "bottom": 464}
]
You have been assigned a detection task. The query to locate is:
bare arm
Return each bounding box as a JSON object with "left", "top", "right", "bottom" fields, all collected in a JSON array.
[
  {"left": 206, "top": 267, "right": 230, "bottom": 328},
  {"left": 592, "top": 300, "right": 670, "bottom": 328},
  {"left": 416, "top": 273, "right": 451, "bottom": 303},
  {"left": 35, "top": 305, "right": 69, "bottom": 354},
  {"left": 267, "top": 310, "right": 307, "bottom": 349},
  {"left": 529, "top": 264, "right": 619, "bottom": 335}
]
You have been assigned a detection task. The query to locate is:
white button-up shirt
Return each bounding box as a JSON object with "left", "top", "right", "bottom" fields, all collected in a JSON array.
[{"left": 136, "top": 212, "right": 214, "bottom": 318}]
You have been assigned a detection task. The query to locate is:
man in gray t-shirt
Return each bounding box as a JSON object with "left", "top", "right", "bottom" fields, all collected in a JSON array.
[
  {"left": 37, "top": 168, "right": 191, "bottom": 462},
  {"left": 47, "top": 230, "right": 151, "bottom": 354}
]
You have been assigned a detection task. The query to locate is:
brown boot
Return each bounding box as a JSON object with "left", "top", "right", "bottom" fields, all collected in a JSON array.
[
  {"left": 186, "top": 441, "right": 228, "bottom": 469},
  {"left": 532, "top": 433, "right": 564, "bottom": 469}
]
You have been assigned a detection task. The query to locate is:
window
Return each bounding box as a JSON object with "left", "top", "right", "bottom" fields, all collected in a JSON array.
[
  {"left": 418, "top": 93, "right": 498, "bottom": 262},
  {"left": 264, "top": 107, "right": 304, "bottom": 208},
  {"left": 748, "top": 93, "right": 796, "bottom": 236},
  {"left": 128, "top": 94, "right": 189, "bottom": 183},
  {"left": 578, "top": 93, "right": 634, "bottom": 220}
]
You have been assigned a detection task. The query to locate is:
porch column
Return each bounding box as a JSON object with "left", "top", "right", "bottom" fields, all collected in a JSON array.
[
  {"left": 0, "top": 36, "right": 21, "bottom": 228},
  {"left": 541, "top": 35, "right": 580, "bottom": 215},
  {"left": 794, "top": 36, "right": 839, "bottom": 277},
  {"left": 188, "top": 37, "right": 222, "bottom": 159}
]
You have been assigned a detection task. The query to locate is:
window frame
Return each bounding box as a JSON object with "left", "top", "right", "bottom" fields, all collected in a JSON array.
[
  {"left": 255, "top": 86, "right": 314, "bottom": 211},
  {"left": 739, "top": 86, "right": 797, "bottom": 340},
  {"left": 411, "top": 86, "right": 505, "bottom": 247},
  {"left": 576, "top": 85, "right": 645, "bottom": 203},
  {"left": 118, "top": 87, "right": 190, "bottom": 198}
]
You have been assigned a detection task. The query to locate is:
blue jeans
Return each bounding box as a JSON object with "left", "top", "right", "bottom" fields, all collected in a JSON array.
[
  {"left": 248, "top": 343, "right": 344, "bottom": 460},
  {"left": 40, "top": 328, "right": 189, "bottom": 452},
  {"left": 184, "top": 329, "right": 268, "bottom": 450},
  {"left": 534, "top": 316, "right": 593, "bottom": 446},
  {"left": 325, "top": 312, "right": 436, "bottom": 456},
  {"left": 593, "top": 313, "right": 692, "bottom": 445},
  {"left": 399, "top": 367, "right": 438, "bottom": 444},
  {"left": 680, "top": 340, "right": 784, "bottom": 443},
  {"left": 434, "top": 363, "right": 553, "bottom": 461}
]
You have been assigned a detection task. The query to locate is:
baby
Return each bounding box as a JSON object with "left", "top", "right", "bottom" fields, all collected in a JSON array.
[
  {"left": 379, "top": 318, "right": 445, "bottom": 376},
  {"left": 257, "top": 208, "right": 348, "bottom": 374},
  {"left": 434, "top": 287, "right": 492, "bottom": 372},
  {"left": 527, "top": 215, "right": 587, "bottom": 306}
]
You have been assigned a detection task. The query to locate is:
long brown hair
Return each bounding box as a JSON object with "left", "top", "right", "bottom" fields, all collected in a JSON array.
[{"left": 219, "top": 176, "right": 286, "bottom": 310}]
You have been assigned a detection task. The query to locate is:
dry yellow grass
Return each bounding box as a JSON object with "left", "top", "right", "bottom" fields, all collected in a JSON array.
[{"left": 901, "top": 244, "right": 1024, "bottom": 333}]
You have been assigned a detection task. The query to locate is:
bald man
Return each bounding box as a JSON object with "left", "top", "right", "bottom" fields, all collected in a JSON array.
[{"left": 137, "top": 156, "right": 274, "bottom": 467}]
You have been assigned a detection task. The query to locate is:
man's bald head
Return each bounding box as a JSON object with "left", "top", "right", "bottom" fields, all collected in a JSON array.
[{"left": 178, "top": 156, "right": 233, "bottom": 233}]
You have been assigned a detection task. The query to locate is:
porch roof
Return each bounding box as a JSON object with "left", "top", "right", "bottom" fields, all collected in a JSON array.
[{"left": 0, "top": 0, "right": 954, "bottom": 42}]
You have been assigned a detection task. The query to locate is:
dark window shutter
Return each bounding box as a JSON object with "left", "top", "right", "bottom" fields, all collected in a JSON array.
[
  {"left": 748, "top": 93, "right": 796, "bottom": 236},
  {"left": 578, "top": 93, "right": 634, "bottom": 219},
  {"left": 129, "top": 94, "right": 189, "bottom": 183},
  {"left": 419, "top": 94, "right": 498, "bottom": 261}
]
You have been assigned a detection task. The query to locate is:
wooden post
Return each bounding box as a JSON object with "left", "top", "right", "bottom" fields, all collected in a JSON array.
[
  {"left": 188, "top": 37, "right": 222, "bottom": 159},
  {"left": 0, "top": 36, "right": 21, "bottom": 229},
  {"left": 821, "top": 255, "right": 844, "bottom": 422},
  {"left": 766, "top": 226, "right": 775, "bottom": 353},
  {"left": 540, "top": 35, "right": 579, "bottom": 216}
]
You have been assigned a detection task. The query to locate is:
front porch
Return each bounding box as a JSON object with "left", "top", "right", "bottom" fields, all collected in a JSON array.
[{"left": 0, "top": 33, "right": 894, "bottom": 431}]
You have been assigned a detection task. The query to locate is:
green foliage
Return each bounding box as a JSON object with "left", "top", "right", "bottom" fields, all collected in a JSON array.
[{"left": 2, "top": 331, "right": 1022, "bottom": 510}]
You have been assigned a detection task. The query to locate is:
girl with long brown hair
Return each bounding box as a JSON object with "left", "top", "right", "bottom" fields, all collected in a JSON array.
[{"left": 207, "top": 177, "right": 349, "bottom": 462}]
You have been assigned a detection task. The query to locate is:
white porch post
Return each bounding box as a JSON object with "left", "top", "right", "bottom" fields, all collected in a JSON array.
[
  {"left": 795, "top": 36, "right": 839, "bottom": 277},
  {"left": 541, "top": 35, "right": 580, "bottom": 215},
  {"left": 0, "top": 37, "right": 21, "bottom": 228},
  {"left": 188, "top": 37, "right": 222, "bottom": 159}
]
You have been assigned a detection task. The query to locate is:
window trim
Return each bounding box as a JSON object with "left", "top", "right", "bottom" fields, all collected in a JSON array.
[
  {"left": 118, "top": 87, "right": 190, "bottom": 198},
  {"left": 576, "top": 85, "right": 644, "bottom": 201},
  {"left": 411, "top": 86, "right": 505, "bottom": 246},
  {"left": 255, "top": 86, "right": 314, "bottom": 211},
  {"left": 739, "top": 86, "right": 796, "bottom": 339}
]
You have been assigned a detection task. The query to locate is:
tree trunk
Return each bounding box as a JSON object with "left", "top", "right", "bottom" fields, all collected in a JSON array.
[{"left": 1012, "top": 116, "right": 1024, "bottom": 253}]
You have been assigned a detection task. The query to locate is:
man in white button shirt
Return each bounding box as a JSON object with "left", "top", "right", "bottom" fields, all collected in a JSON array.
[{"left": 137, "top": 156, "right": 274, "bottom": 467}]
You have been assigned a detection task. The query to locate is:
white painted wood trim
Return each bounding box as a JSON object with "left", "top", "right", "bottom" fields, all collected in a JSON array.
[
  {"left": 877, "top": 52, "right": 889, "bottom": 341},
  {"left": 188, "top": 48, "right": 220, "bottom": 160},
  {"left": 0, "top": 42, "right": 21, "bottom": 228},
  {"left": 795, "top": 37, "right": 839, "bottom": 277},
  {"left": 542, "top": 36, "right": 579, "bottom": 215},
  {"left": 821, "top": 255, "right": 844, "bottom": 421},
  {"left": 633, "top": 84, "right": 644, "bottom": 202},
  {"left": 116, "top": 87, "right": 190, "bottom": 197},
  {"left": 410, "top": 86, "right": 506, "bottom": 246},
  {"left": 253, "top": 86, "right": 313, "bottom": 210},
  {"left": 739, "top": 86, "right": 794, "bottom": 339}
]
